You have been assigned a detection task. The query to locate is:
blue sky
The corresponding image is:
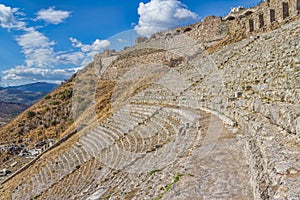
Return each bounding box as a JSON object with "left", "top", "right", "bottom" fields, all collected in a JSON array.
[{"left": 0, "top": 0, "right": 260, "bottom": 86}]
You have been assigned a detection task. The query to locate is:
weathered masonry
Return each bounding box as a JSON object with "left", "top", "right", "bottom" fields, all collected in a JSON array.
[
  {"left": 245, "top": 0, "right": 299, "bottom": 32},
  {"left": 222, "top": 0, "right": 300, "bottom": 33},
  {"left": 143, "top": 0, "right": 300, "bottom": 49}
]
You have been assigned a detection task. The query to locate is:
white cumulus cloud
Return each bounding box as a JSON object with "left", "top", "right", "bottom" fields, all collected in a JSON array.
[
  {"left": 135, "top": 0, "right": 199, "bottom": 37},
  {"left": 36, "top": 7, "right": 71, "bottom": 24},
  {"left": 8, "top": 31, "right": 109, "bottom": 85},
  {"left": 15, "top": 29, "right": 56, "bottom": 68},
  {"left": 0, "top": 4, "right": 25, "bottom": 29},
  {"left": 56, "top": 52, "right": 86, "bottom": 65},
  {"left": 1, "top": 65, "right": 79, "bottom": 86},
  {"left": 70, "top": 38, "right": 110, "bottom": 53},
  {"left": 70, "top": 37, "right": 110, "bottom": 66},
  {"left": 0, "top": 4, "right": 110, "bottom": 85}
]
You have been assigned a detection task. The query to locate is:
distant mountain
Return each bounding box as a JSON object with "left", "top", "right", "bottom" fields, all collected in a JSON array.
[
  {"left": 0, "top": 82, "right": 58, "bottom": 105},
  {"left": 8, "top": 82, "right": 58, "bottom": 93},
  {"left": 0, "top": 82, "right": 59, "bottom": 127}
]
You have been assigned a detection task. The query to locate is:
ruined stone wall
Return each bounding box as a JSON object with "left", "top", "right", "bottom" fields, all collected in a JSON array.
[
  {"left": 135, "top": 0, "right": 300, "bottom": 49},
  {"left": 242, "top": 0, "right": 299, "bottom": 32},
  {"left": 190, "top": 0, "right": 300, "bottom": 37},
  {"left": 269, "top": 0, "right": 299, "bottom": 20}
]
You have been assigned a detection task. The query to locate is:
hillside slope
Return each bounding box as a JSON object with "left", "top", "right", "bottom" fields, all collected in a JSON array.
[
  {"left": 0, "top": 102, "right": 27, "bottom": 127},
  {"left": 0, "top": 78, "right": 75, "bottom": 168},
  {"left": 7, "top": 82, "right": 58, "bottom": 93},
  {"left": 0, "top": 82, "right": 59, "bottom": 127},
  {"left": 0, "top": 79, "right": 74, "bottom": 145},
  {"left": 0, "top": 1, "right": 299, "bottom": 199},
  {"left": 0, "top": 82, "right": 58, "bottom": 105}
]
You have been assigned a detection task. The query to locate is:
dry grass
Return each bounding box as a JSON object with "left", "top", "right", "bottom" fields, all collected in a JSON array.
[{"left": 0, "top": 78, "right": 75, "bottom": 146}]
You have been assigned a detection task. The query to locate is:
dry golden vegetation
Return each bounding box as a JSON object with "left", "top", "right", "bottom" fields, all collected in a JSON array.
[{"left": 0, "top": 76, "right": 75, "bottom": 147}]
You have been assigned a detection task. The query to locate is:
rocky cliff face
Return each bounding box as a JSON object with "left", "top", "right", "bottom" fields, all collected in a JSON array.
[{"left": 0, "top": 1, "right": 299, "bottom": 199}]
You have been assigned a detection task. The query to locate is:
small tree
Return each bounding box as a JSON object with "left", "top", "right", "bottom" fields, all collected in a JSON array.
[{"left": 26, "top": 111, "right": 36, "bottom": 118}]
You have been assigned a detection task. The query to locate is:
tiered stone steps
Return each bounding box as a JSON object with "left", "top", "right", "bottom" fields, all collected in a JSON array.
[
  {"left": 12, "top": 142, "right": 97, "bottom": 199},
  {"left": 130, "top": 84, "right": 176, "bottom": 105},
  {"left": 39, "top": 158, "right": 98, "bottom": 200},
  {"left": 10, "top": 59, "right": 210, "bottom": 200}
]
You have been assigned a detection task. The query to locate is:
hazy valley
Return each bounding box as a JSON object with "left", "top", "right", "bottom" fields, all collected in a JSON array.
[{"left": 0, "top": 82, "right": 58, "bottom": 127}]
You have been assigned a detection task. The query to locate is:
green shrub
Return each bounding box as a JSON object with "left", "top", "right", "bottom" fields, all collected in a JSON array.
[
  {"left": 26, "top": 111, "right": 36, "bottom": 118},
  {"left": 51, "top": 100, "right": 59, "bottom": 106},
  {"left": 59, "top": 89, "right": 73, "bottom": 100},
  {"left": 50, "top": 120, "right": 56, "bottom": 126},
  {"left": 44, "top": 95, "right": 51, "bottom": 100}
]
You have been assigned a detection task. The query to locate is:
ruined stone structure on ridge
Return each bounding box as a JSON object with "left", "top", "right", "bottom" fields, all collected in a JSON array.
[
  {"left": 133, "top": 0, "right": 300, "bottom": 49},
  {"left": 93, "top": 0, "right": 300, "bottom": 56},
  {"left": 224, "top": 0, "right": 300, "bottom": 32}
]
